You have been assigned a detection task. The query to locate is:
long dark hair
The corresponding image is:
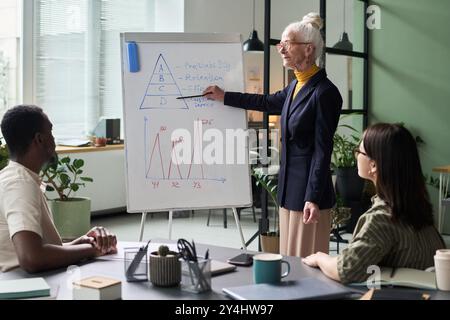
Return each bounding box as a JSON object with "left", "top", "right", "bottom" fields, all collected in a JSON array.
[{"left": 363, "top": 123, "right": 434, "bottom": 230}]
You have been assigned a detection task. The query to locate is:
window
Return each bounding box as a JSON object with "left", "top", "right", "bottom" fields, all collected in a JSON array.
[
  {"left": 32, "top": 0, "right": 183, "bottom": 139},
  {"left": 0, "top": 0, "right": 21, "bottom": 119},
  {"left": 323, "top": 0, "right": 369, "bottom": 129}
]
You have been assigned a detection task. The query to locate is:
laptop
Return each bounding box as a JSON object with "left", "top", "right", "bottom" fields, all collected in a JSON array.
[{"left": 223, "top": 277, "right": 353, "bottom": 300}]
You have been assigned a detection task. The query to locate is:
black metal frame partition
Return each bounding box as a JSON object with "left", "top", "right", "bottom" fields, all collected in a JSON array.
[
  {"left": 252, "top": 0, "right": 369, "bottom": 245},
  {"left": 320, "top": 0, "right": 369, "bottom": 125}
]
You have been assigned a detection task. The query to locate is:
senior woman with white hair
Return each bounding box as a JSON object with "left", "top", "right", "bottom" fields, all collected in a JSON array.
[{"left": 204, "top": 13, "right": 342, "bottom": 257}]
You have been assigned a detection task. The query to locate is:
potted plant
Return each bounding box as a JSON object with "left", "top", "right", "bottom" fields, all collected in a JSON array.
[
  {"left": 0, "top": 137, "right": 8, "bottom": 170},
  {"left": 329, "top": 195, "right": 352, "bottom": 253},
  {"left": 332, "top": 123, "right": 365, "bottom": 205},
  {"left": 252, "top": 167, "right": 280, "bottom": 254},
  {"left": 40, "top": 155, "right": 93, "bottom": 240},
  {"left": 149, "top": 245, "right": 181, "bottom": 287},
  {"left": 94, "top": 136, "right": 107, "bottom": 147},
  {"left": 0, "top": 52, "right": 9, "bottom": 110}
]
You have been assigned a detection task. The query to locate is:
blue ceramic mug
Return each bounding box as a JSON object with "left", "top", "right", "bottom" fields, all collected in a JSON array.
[{"left": 253, "top": 253, "right": 290, "bottom": 284}]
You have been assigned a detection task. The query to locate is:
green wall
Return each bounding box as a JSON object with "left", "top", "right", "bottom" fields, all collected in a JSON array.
[{"left": 369, "top": 0, "right": 450, "bottom": 225}]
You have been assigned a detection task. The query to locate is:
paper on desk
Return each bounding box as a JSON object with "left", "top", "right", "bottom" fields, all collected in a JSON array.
[
  {"left": 96, "top": 241, "right": 178, "bottom": 261},
  {"left": 57, "top": 138, "right": 91, "bottom": 147}
]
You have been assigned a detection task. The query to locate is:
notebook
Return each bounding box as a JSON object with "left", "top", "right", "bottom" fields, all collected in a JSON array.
[
  {"left": 210, "top": 260, "right": 236, "bottom": 276},
  {"left": 359, "top": 288, "right": 432, "bottom": 300},
  {"left": 57, "top": 139, "right": 91, "bottom": 147},
  {"left": 0, "top": 278, "right": 51, "bottom": 299},
  {"left": 223, "top": 278, "right": 353, "bottom": 300},
  {"left": 351, "top": 267, "right": 437, "bottom": 290}
]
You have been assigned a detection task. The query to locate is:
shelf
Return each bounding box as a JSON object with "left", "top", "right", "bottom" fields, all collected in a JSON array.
[{"left": 56, "top": 144, "right": 124, "bottom": 154}]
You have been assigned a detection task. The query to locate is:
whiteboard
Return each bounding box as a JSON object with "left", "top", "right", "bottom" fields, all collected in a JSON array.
[{"left": 121, "top": 33, "right": 252, "bottom": 213}]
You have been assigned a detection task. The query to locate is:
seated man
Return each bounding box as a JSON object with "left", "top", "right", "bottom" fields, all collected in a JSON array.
[{"left": 0, "top": 105, "right": 117, "bottom": 273}]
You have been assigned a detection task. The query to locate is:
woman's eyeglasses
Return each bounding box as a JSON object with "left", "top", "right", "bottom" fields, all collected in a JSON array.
[
  {"left": 353, "top": 147, "right": 368, "bottom": 158},
  {"left": 276, "top": 40, "right": 311, "bottom": 51}
]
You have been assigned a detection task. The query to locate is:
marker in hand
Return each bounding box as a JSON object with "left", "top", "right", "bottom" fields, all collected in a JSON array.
[{"left": 177, "top": 92, "right": 212, "bottom": 100}]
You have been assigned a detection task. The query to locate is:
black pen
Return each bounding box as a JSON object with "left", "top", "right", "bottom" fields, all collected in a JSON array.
[
  {"left": 192, "top": 240, "right": 197, "bottom": 262},
  {"left": 390, "top": 267, "right": 397, "bottom": 278},
  {"left": 176, "top": 92, "right": 212, "bottom": 100}
]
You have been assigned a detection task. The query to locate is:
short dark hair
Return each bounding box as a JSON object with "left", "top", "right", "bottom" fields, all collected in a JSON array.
[
  {"left": 0, "top": 105, "right": 48, "bottom": 157},
  {"left": 363, "top": 123, "right": 434, "bottom": 230}
]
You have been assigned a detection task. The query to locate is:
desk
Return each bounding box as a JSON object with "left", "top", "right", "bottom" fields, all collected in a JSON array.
[
  {"left": 433, "top": 165, "right": 450, "bottom": 233},
  {"left": 1, "top": 241, "right": 450, "bottom": 300}
]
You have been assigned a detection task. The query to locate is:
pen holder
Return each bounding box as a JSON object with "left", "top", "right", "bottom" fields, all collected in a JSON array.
[
  {"left": 180, "top": 258, "right": 211, "bottom": 294},
  {"left": 124, "top": 247, "right": 148, "bottom": 282}
]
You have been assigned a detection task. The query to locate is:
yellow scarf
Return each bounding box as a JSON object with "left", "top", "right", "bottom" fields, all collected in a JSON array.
[{"left": 292, "top": 64, "right": 320, "bottom": 99}]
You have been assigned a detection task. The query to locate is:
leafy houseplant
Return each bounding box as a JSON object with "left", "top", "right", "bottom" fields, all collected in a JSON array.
[
  {"left": 332, "top": 123, "right": 365, "bottom": 207},
  {"left": 329, "top": 195, "right": 352, "bottom": 253},
  {"left": 330, "top": 196, "right": 351, "bottom": 232},
  {"left": 0, "top": 138, "right": 8, "bottom": 170},
  {"left": 332, "top": 124, "right": 360, "bottom": 169},
  {"left": 41, "top": 156, "right": 94, "bottom": 200},
  {"left": 149, "top": 245, "right": 181, "bottom": 287},
  {"left": 40, "top": 156, "right": 93, "bottom": 240},
  {"left": 0, "top": 51, "right": 9, "bottom": 110},
  {"left": 252, "top": 167, "right": 279, "bottom": 253}
]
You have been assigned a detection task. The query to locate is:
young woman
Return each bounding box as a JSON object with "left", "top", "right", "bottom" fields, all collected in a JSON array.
[{"left": 303, "top": 123, "right": 445, "bottom": 283}]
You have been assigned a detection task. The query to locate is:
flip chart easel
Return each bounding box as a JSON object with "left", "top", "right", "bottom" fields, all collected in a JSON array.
[
  {"left": 138, "top": 208, "right": 247, "bottom": 250},
  {"left": 121, "top": 32, "right": 252, "bottom": 250}
]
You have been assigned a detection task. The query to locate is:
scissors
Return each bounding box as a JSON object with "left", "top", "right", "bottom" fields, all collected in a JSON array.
[
  {"left": 177, "top": 239, "right": 198, "bottom": 262},
  {"left": 178, "top": 239, "right": 211, "bottom": 291}
]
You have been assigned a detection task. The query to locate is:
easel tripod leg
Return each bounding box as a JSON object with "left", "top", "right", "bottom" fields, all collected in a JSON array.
[
  {"left": 232, "top": 207, "right": 247, "bottom": 250},
  {"left": 168, "top": 210, "right": 173, "bottom": 240},
  {"left": 139, "top": 212, "right": 147, "bottom": 242}
]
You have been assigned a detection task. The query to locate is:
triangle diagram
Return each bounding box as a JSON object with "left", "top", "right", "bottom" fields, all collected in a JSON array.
[
  {"left": 140, "top": 54, "right": 188, "bottom": 110},
  {"left": 146, "top": 133, "right": 167, "bottom": 180}
]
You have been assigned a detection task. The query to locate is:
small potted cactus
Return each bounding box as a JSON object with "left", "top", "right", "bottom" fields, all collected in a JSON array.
[{"left": 149, "top": 245, "right": 181, "bottom": 287}]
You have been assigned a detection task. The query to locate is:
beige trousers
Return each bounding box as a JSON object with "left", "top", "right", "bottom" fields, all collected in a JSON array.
[{"left": 279, "top": 207, "right": 331, "bottom": 257}]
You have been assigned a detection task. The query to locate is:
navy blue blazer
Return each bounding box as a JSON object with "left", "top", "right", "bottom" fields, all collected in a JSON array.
[{"left": 224, "top": 69, "right": 342, "bottom": 211}]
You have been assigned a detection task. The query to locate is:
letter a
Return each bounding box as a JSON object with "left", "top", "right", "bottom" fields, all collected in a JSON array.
[{"left": 366, "top": 5, "right": 381, "bottom": 30}]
